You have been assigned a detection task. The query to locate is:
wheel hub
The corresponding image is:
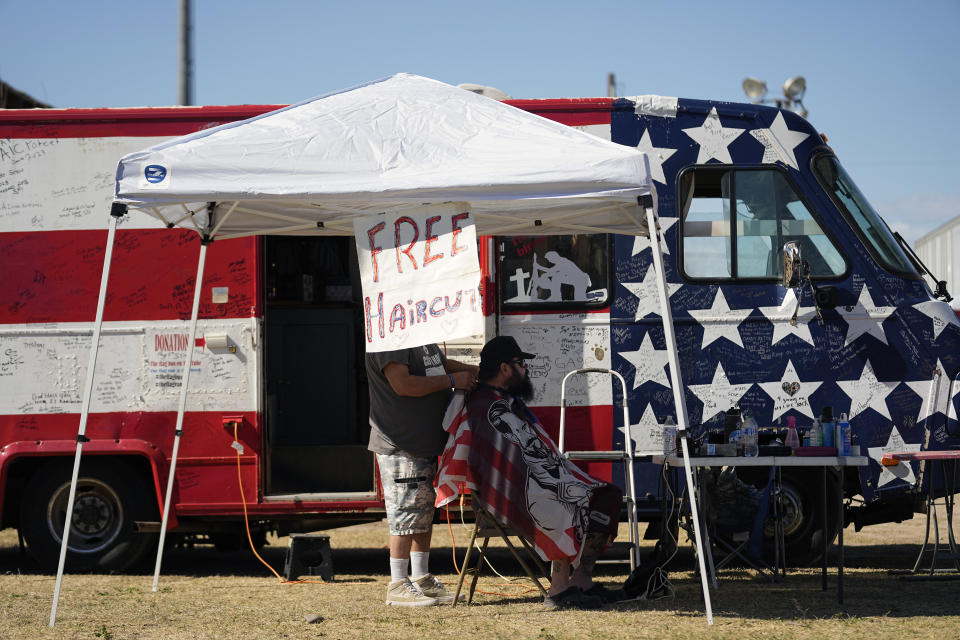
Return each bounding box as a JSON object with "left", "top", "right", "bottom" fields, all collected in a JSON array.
[
  {"left": 73, "top": 495, "right": 111, "bottom": 534},
  {"left": 48, "top": 478, "right": 125, "bottom": 553},
  {"left": 765, "top": 483, "right": 805, "bottom": 538}
]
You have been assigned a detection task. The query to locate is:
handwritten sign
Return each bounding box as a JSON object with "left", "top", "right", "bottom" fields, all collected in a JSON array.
[{"left": 354, "top": 203, "right": 483, "bottom": 352}]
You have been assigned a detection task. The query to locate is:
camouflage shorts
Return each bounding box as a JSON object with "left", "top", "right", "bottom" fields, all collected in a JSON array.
[{"left": 377, "top": 453, "right": 438, "bottom": 536}]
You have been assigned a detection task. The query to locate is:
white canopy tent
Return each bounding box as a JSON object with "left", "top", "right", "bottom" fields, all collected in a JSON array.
[
  {"left": 113, "top": 73, "right": 653, "bottom": 239},
  {"left": 50, "top": 73, "right": 712, "bottom": 625}
]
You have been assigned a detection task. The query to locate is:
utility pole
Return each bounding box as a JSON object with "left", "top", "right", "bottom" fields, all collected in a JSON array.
[
  {"left": 607, "top": 73, "right": 616, "bottom": 98},
  {"left": 178, "top": 0, "right": 193, "bottom": 105}
]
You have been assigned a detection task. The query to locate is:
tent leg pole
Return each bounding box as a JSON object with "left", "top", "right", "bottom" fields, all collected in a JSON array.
[
  {"left": 49, "top": 215, "right": 120, "bottom": 627},
  {"left": 645, "top": 207, "right": 713, "bottom": 625},
  {"left": 152, "top": 242, "right": 209, "bottom": 592}
]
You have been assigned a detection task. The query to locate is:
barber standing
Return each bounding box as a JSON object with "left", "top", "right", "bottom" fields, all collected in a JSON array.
[{"left": 366, "top": 343, "right": 478, "bottom": 606}]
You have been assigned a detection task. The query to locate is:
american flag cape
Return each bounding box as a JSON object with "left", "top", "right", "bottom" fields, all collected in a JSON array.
[{"left": 435, "top": 386, "right": 602, "bottom": 562}]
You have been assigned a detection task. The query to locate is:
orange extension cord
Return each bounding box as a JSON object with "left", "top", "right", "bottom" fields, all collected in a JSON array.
[
  {"left": 232, "top": 423, "right": 329, "bottom": 585},
  {"left": 444, "top": 493, "right": 539, "bottom": 598},
  {"left": 233, "top": 412, "right": 537, "bottom": 596}
]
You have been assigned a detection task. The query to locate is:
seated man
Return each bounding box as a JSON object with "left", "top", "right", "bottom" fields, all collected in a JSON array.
[{"left": 436, "top": 336, "right": 624, "bottom": 609}]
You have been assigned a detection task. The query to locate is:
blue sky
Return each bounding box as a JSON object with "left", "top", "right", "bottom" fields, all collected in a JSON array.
[{"left": 2, "top": 0, "right": 958, "bottom": 244}]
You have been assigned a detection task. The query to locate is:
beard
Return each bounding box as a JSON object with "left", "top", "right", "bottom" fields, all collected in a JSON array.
[{"left": 508, "top": 372, "right": 535, "bottom": 402}]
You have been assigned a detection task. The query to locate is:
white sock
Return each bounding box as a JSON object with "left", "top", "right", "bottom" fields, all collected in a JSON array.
[
  {"left": 389, "top": 557, "right": 409, "bottom": 583},
  {"left": 410, "top": 551, "right": 430, "bottom": 579}
]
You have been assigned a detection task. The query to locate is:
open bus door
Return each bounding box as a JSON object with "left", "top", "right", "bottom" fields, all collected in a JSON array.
[{"left": 262, "top": 236, "right": 375, "bottom": 496}]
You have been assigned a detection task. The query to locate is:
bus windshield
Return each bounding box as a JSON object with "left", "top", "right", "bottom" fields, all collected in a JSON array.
[{"left": 812, "top": 154, "right": 918, "bottom": 277}]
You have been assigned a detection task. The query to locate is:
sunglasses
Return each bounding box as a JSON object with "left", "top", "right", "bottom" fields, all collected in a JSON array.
[{"left": 508, "top": 359, "right": 528, "bottom": 368}]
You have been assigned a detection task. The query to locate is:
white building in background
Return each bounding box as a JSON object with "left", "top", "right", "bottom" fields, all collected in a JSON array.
[{"left": 915, "top": 214, "right": 960, "bottom": 310}]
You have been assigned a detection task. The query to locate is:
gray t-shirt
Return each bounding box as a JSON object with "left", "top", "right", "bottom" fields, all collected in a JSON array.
[{"left": 366, "top": 344, "right": 451, "bottom": 458}]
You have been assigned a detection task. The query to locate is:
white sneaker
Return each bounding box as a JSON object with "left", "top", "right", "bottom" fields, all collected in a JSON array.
[
  {"left": 412, "top": 573, "right": 463, "bottom": 603},
  {"left": 385, "top": 578, "right": 438, "bottom": 607}
]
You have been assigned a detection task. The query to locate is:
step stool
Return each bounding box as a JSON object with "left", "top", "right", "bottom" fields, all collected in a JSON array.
[{"left": 284, "top": 533, "right": 333, "bottom": 581}]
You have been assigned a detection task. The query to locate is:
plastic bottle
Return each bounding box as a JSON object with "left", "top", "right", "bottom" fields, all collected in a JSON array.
[
  {"left": 821, "top": 406, "right": 835, "bottom": 449},
  {"left": 742, "top": 414, "right": 759, "bottom": 457},
  {"left": 838, "top": 412, "right": 851, "bottom": 456},
  {"left": 723, "top": 407, "right": 741, "bottom": 444},
  {"left": 810, "top": 419, "right": 822, "bottom": 447},
  {"left": 785, "top": 416, "right": 800, "bottom": 451},
  {"left": 663, "top": 415, "right": 678, "bottom": 456},
  {"left": 729, "top": 424, "right": 742, "bottom": 455}
]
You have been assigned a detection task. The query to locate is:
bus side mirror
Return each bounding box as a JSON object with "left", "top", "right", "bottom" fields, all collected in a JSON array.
[
  {"left": 782, "top": 242, "right": 801, "bottom": 288},
  {"left": 935, "top": 280, "right": 953, "bottom": 303}
]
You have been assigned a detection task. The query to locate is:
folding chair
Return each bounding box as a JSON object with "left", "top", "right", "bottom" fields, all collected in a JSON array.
[
  {"left": 452, "top": 503, "right": 549, "bottom": 606},
  {"left": 701, "top": 467, "right": 777, "bottom": 587}
]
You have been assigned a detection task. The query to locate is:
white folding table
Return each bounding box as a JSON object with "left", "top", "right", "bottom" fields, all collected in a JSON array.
[
  {"left": 654, "top": 454, "right": 868, "bottom": 604},
  {"left": 884, "top": 450, "right": 960, "bottom": 578}
]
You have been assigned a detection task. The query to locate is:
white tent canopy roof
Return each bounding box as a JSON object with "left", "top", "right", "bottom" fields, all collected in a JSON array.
[{"left": 114, "top": 73, "right": 654, "bottom": 239}]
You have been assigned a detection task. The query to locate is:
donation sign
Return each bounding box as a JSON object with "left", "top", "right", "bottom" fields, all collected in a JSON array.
[{"left": 354, "top": 203, "right": 483, "bottom": 352}]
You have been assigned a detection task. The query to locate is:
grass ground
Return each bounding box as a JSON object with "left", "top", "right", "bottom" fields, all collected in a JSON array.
[{"left": 2, "top": 507, "right": 959, "bottom": 639}]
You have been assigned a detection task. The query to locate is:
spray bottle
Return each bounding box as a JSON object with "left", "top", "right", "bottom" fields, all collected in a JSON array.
[
  {"left": 785, "top": 416, "right": 800, "bottom": 451},
  {"left": 838, "top": 412, "right": 851, "bottom": 456},
  {"left": 821, "top": 406, "right": 835, "bottom": 449}
]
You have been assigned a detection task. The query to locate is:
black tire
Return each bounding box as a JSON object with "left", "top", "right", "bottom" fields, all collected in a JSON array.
[
  {"left": 19, "top": 458, "right": 159, "bottom": 572},
  {"left": 757, "top": 468, "right": 841, "bottom": 566}
]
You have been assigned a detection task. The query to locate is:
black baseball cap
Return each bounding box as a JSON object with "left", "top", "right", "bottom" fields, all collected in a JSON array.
[{"left": 479, "top": 335, "right": 536, "bottom": 378}]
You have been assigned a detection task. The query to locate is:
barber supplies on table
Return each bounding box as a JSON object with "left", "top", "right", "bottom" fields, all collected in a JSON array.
[
  {"left": 785, "top": 416, "right": 800, "bottom": 451},
  {"left": 702, "top": 429, "right": 731, "bottom": 456},
  {"left": 663, "top": 416, "right": 678, "bottom": 456},
  {"left": 723, "top": 407, "right": 741, "bottom": 444},
  {"left": 809, "top": 419, "right": 822, "bottom": 447},
  {"left": 821, "top": 406, "right": 835, "bottom": 449},
  {"left": 838, "top": 413, "right": 851, "bottom": 456},
  {"left": 728, "top": 426, "right": 743, "bottom": 456},
  {"left": 742, "top": 414, "right": 759, "bottom": 457}
]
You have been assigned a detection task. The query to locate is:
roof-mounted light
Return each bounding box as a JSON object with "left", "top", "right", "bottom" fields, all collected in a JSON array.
[{"left": 741, "top": 77, "right": 767, "bottom": 100}]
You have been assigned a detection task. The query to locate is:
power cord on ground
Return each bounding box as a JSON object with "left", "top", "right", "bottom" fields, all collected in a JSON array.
[
  {"left": 232, "top": 423, "right": 331, "bottom": 585},
  {"left": 232, "top": 423, "right": 534, "bottom": 594},
  {"left": 444, "top": 491, "right": 539, "bottom": 598},
  {"left": 639, "top": 463, "right": 677, "bottom": 601}
]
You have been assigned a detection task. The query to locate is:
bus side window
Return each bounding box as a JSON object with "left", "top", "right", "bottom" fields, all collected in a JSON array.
[
  {"left": 681, "top": 170, "right": 732, "bottom": 278},
  {"left": 680, "top": 167, "right": 845, "bottom": 281}
]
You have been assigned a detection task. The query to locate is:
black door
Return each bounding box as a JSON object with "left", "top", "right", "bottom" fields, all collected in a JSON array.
[{"left": 263, "top": 237, "right": 373, "bottom": 495}]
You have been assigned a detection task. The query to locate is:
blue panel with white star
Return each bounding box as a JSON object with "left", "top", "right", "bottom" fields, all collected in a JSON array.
[{"left": 605, "top": 97, "right": 960, "bottom": 503}]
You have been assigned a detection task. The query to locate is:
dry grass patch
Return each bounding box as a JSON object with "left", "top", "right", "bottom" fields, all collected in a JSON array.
[{"left": 2, "top": 509, "right": 959, "bottom": 639}]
